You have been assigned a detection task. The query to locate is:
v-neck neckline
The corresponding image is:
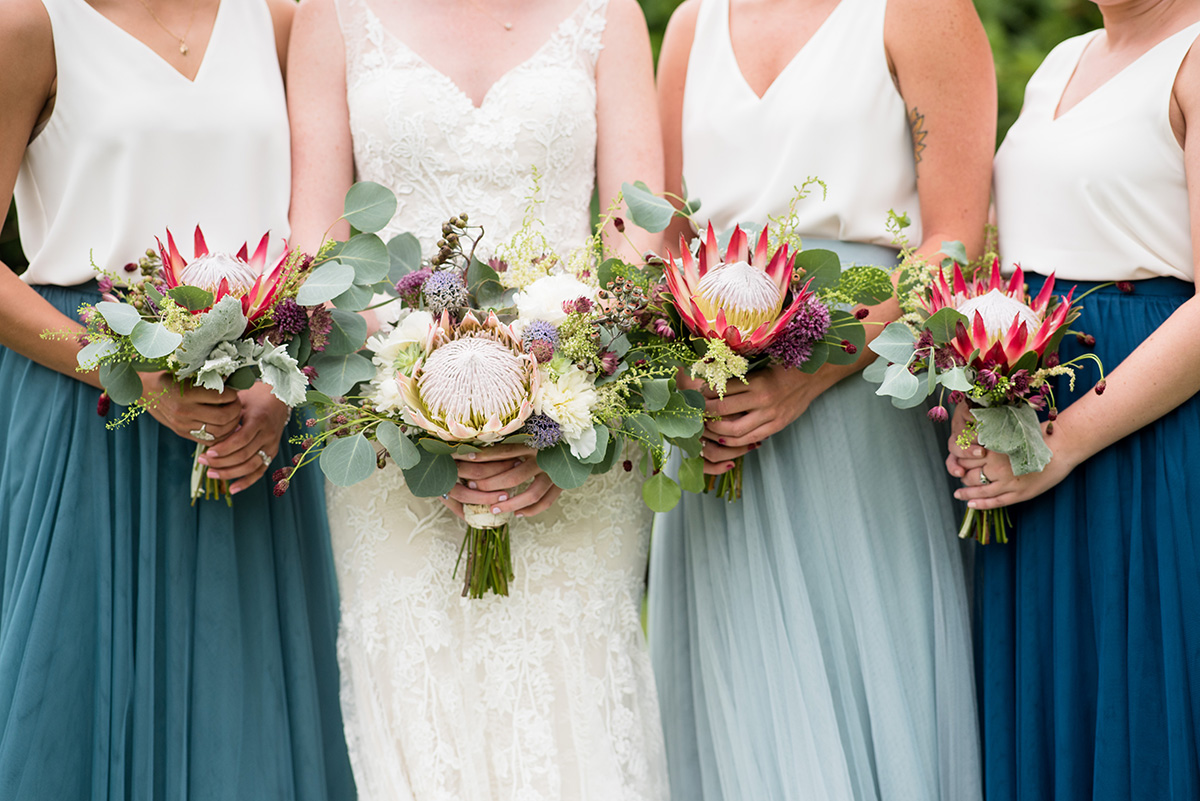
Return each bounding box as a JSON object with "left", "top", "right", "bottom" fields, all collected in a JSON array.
[
  {"left": 365, "top": 0, "right": 590, "bottom": 110},
  {"left": 80, "top": 0, "right": 225, "bottom": 84},
  {"left": 1053, "top": 24, "right": 1196, "bottom": 122},
  {"left": 725, "top": 0, "right": 845, "bottom": 102}
]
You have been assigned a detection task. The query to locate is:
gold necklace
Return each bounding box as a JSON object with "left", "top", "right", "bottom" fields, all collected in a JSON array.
[
  {"left": 463, "top": 0, "right": 513, "bottom": 31},
  {"left": 135, "top": 0, "right": 198, "bottom": 55}
]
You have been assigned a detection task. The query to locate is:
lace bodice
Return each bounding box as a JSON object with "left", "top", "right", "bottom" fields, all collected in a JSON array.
[
  {"left": 328, "top": 2, "right": 669, "bottom": 798},
  {"left": 336, "top": 0, "right": 606, "bottom": 257}
]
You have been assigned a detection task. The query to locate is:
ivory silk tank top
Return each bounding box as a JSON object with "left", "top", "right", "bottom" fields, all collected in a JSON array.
[
  {"left": 680, "top": 0, "right": 920, "bottom": 244},
  {"left": 994, "top": 22, "right": 1200, "bottom": 283},
  {"left": 15, "top": 0, "right": 291, "bottom": 287}
]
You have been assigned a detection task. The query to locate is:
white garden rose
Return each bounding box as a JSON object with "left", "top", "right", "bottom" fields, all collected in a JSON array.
[
  {"left": 367, "top": 309, "right": 435, "bottom": 411},
  {"left": 514, "top": 274, "right": 597, "bottom": 326},
  {"left": 534, "top": 366, "right": 599, "bottom": 459}
]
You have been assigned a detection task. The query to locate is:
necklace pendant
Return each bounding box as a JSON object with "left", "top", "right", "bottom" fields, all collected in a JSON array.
[
  {"left": 179, "top": 41, "right": 189, "bottom": 55},
  {"left": 503, "top": 21, "right": 512, "bottom": 30}
]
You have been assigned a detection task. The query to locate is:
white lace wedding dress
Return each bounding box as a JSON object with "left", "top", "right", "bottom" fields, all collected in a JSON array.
[{"left": 326, "top": 1, "right": 669, "bottom": 799}]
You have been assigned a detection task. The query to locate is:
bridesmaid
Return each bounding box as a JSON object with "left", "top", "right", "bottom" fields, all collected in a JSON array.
[
  {"left": 950, "top": 2, "right": 1200, "bottom": 798},
  {"left": 0, "top": 0, "right": 354, "bottom": 798},
  {"left": 647, "top": 0, "right": 995, "bottom": 798}
]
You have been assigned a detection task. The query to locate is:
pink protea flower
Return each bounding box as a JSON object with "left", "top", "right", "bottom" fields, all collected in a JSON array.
[
  {"left": 923, "top": 258, "right": 1074, "bottom": 372},
  {"left": 157, "top": 226, "right": 290, "bottom": 322},
  {"left": 398, "top": 311, "right": 540, "bottom": 444},
  {"left": 662, "top": 224, "right": 815, "bottom": 355}
]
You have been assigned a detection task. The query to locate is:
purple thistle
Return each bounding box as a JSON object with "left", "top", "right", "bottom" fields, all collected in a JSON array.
[
  {"left": 521, "top": 320, "right": 560, "bottom": 349},
  {"left": 522, "top": 413, "right": 563, "bottom": 449},
  {"left": 422, "top": 270, "right": 469, "bottom": 315},
  {"left": 274, "top": 297, "right": 309, "bottom": 335},
  {"left": 395, "top": 268, "right": 432, "bottom": 306},
  {"left": 766, "top": 297, "right": 831, "bottom": 369}
]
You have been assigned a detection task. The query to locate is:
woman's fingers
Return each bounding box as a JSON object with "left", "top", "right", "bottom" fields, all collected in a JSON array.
[
  {"left": 513, "top": 479, "right": 562, "bottom": 518},
  {"left": 463, "top": 458, "right": 542, "bottom": 493},
  {"left": 453, "top": 444, "right": 536, "bottom": 463},
  {"left": 700, "top": 439, "right": 752, "bottom": 464},
  {"left": 455, "top": 458, "right": 523, "bottom": 483},
  {"left": 447, "top": 483, "right": 515, "bottom": 506}
]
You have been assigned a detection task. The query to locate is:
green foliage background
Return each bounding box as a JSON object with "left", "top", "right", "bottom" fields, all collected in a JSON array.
[{"left": 0, "top": 1, "right": 1101, "bottom": 272}]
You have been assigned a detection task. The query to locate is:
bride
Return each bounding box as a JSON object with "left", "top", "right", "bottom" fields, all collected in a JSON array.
[{"left": 286, "top": 0, "right": 668, "bottom": 798}]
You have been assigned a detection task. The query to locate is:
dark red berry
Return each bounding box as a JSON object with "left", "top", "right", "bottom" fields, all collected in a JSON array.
[
  {"left": 1116, "top": 281, "right": 1134, "bottom": 294},
  {"left": 96, "top": 392, "right": 111, "bottom": 417},
  {"left": 291, "top": 453, "right": 302, "bottom": 466},
  {"left": 123, "top": 262, "right": 138, "bottom": 273},
  {"left": 1094, "top": 379, "right": 1107, "bottom": 395},
  {"left": 855, "top": 308, "right": 869, "bottom": 320},
  {"left": 1048, "top": 408, "right": 1058, "bottom": 421},
  {"left": 622, "top": 459, "right": 633, "bottom": 472},
  {"left": 841, "top": 340, "right": 858, "bottom": 355},
  {"left": 273, "top": 479, "right": 289, "bottom": 497},
  {"left": 614, "top": 217, "right": 625, "bottom": 233}
]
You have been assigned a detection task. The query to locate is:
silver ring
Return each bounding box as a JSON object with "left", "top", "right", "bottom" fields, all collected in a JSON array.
[
  {"left": 441, "top": 493, "right": 450, "bottom": 500},
  {"left": 257, "top": 449, "right": 272, "bottom": 467},
  {"left": 979, "top": 468, "right": 991, "bottom": 486},
  {"left": 189, "top": 424, "right": 215, "bottom": 442}
]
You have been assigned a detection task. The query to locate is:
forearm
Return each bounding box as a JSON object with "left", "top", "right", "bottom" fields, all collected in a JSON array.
[
  {"left": 0, "top": 265, "right": 100, "bottom": 387},
  {"left": 1051, "top": 295, "right": 1200, "bottom": 467}
]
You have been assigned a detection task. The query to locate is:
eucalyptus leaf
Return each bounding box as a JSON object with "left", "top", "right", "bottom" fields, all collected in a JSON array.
[
  {"left": 77, "top": 339, "right": 120, "bottom": 368},
  {"left": 305, "top": 389, "right": 334, "bottom": 406},
  {"left": 861, "top": 356, "right": 890, "bottom": 383},
  {"left": 418, "top": 437, "right": 455, "bottom": 455},
  {"left": 225, "top": 365, "right": 259, "bottom": 391},
  {"left": 623, "top": 413, "right": 662, "bottom": 449},
  {"left": 876, "top": 362, "right": 922, "bottom": 401},
  {"left": 337, "top": 234, "right": 391, "bottom": 285},
  {"left": 799, "top": 340, "right": 830, "bottom": 374},
  {"left": 925, "top": 308, "right": 969, "bottom": 344},
  {"left": 642, "top": 472, "right": 682, "bottom": 513},
  {"left": 677, "top": 456, "right": 705, "bottom": 494},
  {"left": 375, "top": 421, "right": 421, "bottom": 469},
  {"left": 792, "top": 249, "right": 842, "bottom": 293},
  {"left": 332, "top": 282, "right": 377, "bottom": 312},
  {"left": 343, "top": 181, "right": 398, "bottom": 234},
  {"left": 98, "top": 360, "right": 144, "bottom": 406},
  {"left": 597, "top": 258, "right": 621, "bottom": 291},
  {"left": 296, "top": 263, "right": 356, "bottom": 306},
  {"left": 320, "top": 433, "right": 378, "bottom": 487},
  {"left": 326, "top": 309, "right": 369, "bottom": 355},
  {"left": 129, "top": 320, "right": 183, "bottom": 360},
  {"left": 621, "top": 181, "right": 674, "bottom": 233},
  {"left": 534, "top": 442, "right": 592, "bottom": 489},
  {"left": 825, "top": 311, "right": 865, "bottom": 366},
  {"left": 96, "top": 301, "right": 143, "bottom": 336},
  {"left": 166, "top": 285, "right": 215, "bottom": 311},
  {"left": 940, "top": 240, "right": 970, "bottom": 267},
  {"left": 308, "top": 351, "right": 376, "bottom": 396},
  {"left": 579, "top": 424, "right": 610, "bottom": 465},
  {"left": 938, "top": 367, "right": 973, "bottom": 392},
  {"left": 387, "top": 233, "right": 423, "bottom": 283},
  {"left": 654, "top": 395, "right": 705, "bottom": 439},
  {"left": 641, "top": 378, "right": 670, "bottom": 412},
  {"left": 973, "top": 404, "right": 1054, "bottom": 476},
  {"left": 401, "top": 446, "right": 459, "bottom": 497},
  {"left": 867, "top": 322, "right": 918, "bottom": 364},
  {"left": 590, "top": 436, "right": 621, "bottom": 474}
]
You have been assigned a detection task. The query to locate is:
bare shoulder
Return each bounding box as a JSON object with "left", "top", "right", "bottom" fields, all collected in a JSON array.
[
  {"left": 661, "top": 0, "right": 700, "bottom": 52},
  {"left": 885, "top": 0, "right": 986, "bottom": 42},
  {"left": 294, "top": 0, "right": 339, "bottom": 32},
  {"left": 0, "top": 0, "right": 55, "bottom": 99},
  {"left": 602, "top": 0, "right": 652, "bottom": 39}
]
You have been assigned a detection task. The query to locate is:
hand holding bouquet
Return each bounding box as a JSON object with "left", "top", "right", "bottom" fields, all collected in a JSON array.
[{"left": 865, "top": 256, "right": 1104, "bottom": 543}]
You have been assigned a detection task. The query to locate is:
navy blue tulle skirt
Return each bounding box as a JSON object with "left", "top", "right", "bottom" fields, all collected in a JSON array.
[
  {"left": 975, "top": 275, "right": 1200, "bottom": 801},
  {"left": 0, "top": 284, "right": 355, "bottom": 800}
]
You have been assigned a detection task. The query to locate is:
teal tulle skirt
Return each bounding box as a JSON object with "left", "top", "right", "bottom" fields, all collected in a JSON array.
[
  {"left": 0, "top": 284, "right": 355, "bottom": 800},
  {"left": 648, "top": 241, "right": 981, "bottom": 801}
]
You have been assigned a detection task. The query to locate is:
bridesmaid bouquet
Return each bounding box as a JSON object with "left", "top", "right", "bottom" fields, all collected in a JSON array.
[
  {"left": 67, "top": 183, "right": 407, "bottom": 502},
  {"left": 864, "top": 257, "right": 1103, "bottom": 543},
  {"left": 621, "top": 181, "right": 894, "bottom": 500},
  {"left": 287, "top": 187, "right": 704, "bottom": 598}
]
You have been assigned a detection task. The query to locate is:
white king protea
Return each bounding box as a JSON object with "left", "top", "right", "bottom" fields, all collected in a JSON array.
[{"left": 400, "top": 311, "right": 540, "bottom": 443}]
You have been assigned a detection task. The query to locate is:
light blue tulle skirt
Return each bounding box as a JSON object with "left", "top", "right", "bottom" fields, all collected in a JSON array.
[
  {"left": 648, "top": 240, "right": 981, "bottom": 801},
  {"left": 0, "top": 284, "right": 355, "bottom": 800}
]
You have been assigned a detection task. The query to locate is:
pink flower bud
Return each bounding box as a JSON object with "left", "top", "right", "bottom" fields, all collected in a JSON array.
[
  {"left": 949, "top": 390, "right": 965, "bottom": 405},
  {"left": 927, "top": 406, "right": 949, "bottom": 423},
  {"left": 1094, "top": 379, "right": 1106, "bottom": 395},
  {"left": 1045, "top": 351, "right": 1060, "bottom": 368},
  {"left": 1116, "top": 281, "right": 1134, "bottom": 294},
  {"left": 97, "top": 392, "right": 111, "bottom": 417},
  {"left": 841, "top": 340, "right": 857, "bottom": 355},
  {"left": 273, "top": 479, "right": 290, "bottom": 497},
  {"left": 123, "top": 262, "right": 138, "bottom": 273},
  {"left": 855, "top": 308, "right": 869, "bottom": 320},
  {"left": 1048, "top": 407, "right": 1058, "bottom": 421},
  {"left": 614, "top": 217, "right": 625, "bottom": 233}
]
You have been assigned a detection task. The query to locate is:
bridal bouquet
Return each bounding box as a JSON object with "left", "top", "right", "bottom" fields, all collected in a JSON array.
[
  {"left": 287, "top": 188, "right": 704, "bottom": 598},
  {"left": 67, "top": 183, "right": 406, "bottom": 502},
  {"left": 864, "top": 257, "right": 1103, "bottom": 543},
  {"left": 620, "top": 181, "right": 894, "bottom": 500}
]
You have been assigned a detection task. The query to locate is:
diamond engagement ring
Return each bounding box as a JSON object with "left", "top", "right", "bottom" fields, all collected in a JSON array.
[
  {"left": 190, "top": 424, "right": 215, "bottom": 442},
  {"left": 257, "top": 449, "right": 272, "bottom": 467},
  {"left": 979, "top": 469, "right": 991, "bottom": 486}
]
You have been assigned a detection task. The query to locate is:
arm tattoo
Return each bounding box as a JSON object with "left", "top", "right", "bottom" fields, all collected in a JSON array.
[{"left": 908, "top": 106, "right": 928, "bottom": 170}]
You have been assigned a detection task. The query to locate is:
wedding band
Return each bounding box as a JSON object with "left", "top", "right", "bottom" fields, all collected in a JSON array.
[
  {"left": 190, "top": 424, "right": 215, "bottom": 442},
  {"left": 979, "top": 469, "right": 991, "bottom": 486},
  {"left": 441, "top": 493, "right": 450, "bottom": 500},
  {"left": 257, "top": 449, "right": 271, "bottom": 467}
]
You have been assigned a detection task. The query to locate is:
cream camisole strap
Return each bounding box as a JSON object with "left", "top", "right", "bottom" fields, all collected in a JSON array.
[
  {"left": 994, "top": 21, "right": 1200, "bottom": 283},
  {"left": 15, "top": 0, "right": 291, "bottom": 287},
  {"left": 680, "top": 0, "right": 920, "bottom": 245}
]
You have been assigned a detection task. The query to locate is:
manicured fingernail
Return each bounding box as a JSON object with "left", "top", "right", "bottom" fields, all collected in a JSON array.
[
  {"left": 468, "top": 481, "right": 477, "bottom": 489},
  {"left": 973, "top": 449, "right": 983, "bottom": 457},
  {"left": 719, "top": 438, "right": 727, "bottom": 445},
  {"left": 491, "top": 506, "right": 501, "bottom": 514},
  {"left": 968, "top": 501, "right": 978, "bottom": 509},
  {"left": 207, "top": 470, "right": 219, "bottom": 479},
  {"left": 467, "top": 453, "right": 477, "bottom": 460},
  {"left": 954, "top": 490, "right": 964, "bottom": 500},
  {"left": 727, "top": 462, "right": 735, "bottom": 469},
  {"left": 206, "top": 450, "right": 218, "bottom": 458},
  {"left": 497, "top": 494, "right": 508, "bottom": 502},
  {"left": 516, "top": 513, "right": 525, "bottom": 518},
  {"left": 517, "top": 457, "right": 526, "bottom": 463},
  {"left": 197, "top": 457, "right": 209, "bottom": 465}
]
